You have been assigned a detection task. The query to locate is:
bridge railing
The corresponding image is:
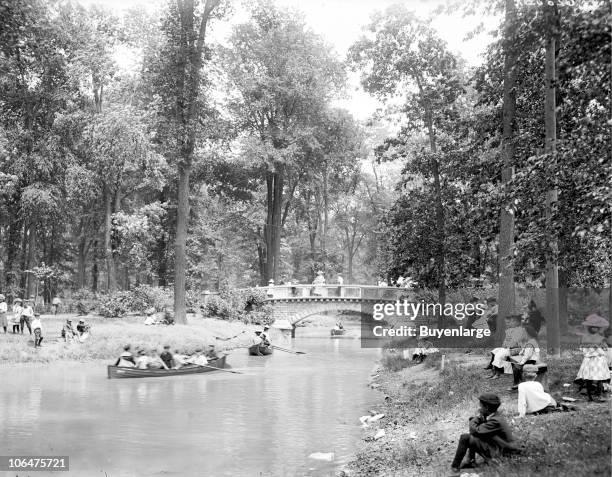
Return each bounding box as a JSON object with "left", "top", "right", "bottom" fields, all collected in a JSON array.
[{"left": 262, "top": 285, "right": 412, "bottom": 301}]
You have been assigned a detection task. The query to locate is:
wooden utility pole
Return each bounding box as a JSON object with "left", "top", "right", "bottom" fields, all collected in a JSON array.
[
  {"left": 544, "top": 0, "right": 560, "bottom": 356},
  {"left": 497, "top": 0, "right": 519, "bottom": 344}
]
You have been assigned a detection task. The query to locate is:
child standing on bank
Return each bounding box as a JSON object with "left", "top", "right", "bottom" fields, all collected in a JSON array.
[
  {"left": 0, "top": 294, "right": 7, "bottom": 333},
  {"left": 32, "top": 313, "right": 43, "bottom": 348},
  {"left": 20, "top": 298, "right": 34, "bottom": 335},
  {"left": 11, "top": 298, "right": 23, "bottom": 333},
  {"left": 575, "top": 314, "right": 610, "bottom": 402}
]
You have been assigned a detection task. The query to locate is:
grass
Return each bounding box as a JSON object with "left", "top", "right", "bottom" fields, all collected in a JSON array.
[
  {"left": 0, "top": 313, "right": 259, "bottom": 365},
  {"left": 347, "top": 352, "right": 611, "bottom": 477}
]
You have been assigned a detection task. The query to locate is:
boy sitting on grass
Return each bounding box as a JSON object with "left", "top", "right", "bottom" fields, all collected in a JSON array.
[{"left": 451, "top": 393, "right": 519, "bottom": 473}]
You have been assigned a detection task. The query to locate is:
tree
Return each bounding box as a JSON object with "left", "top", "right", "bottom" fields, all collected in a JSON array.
[
  {"left": 349, "top": 5, "right": 465, "bottom": 321},
  {"left": 497, "top": 0, "right": 519, "bottom": 343},
  {"left": 155, "top": 0, "right": 223, "bottom": 323},
  {"left": 224, "top": 1, "right": 344, "bottom": 284}
]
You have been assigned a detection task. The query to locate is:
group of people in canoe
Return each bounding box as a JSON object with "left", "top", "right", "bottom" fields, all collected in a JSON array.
[
  {"left": 114, "top": 343, "right": 221, "bottom": 370},
  {"left": 249, "top": 325, "right": 272, "bottom": 355}
]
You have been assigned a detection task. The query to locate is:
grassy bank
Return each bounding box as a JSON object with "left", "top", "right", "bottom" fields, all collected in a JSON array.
[
  {"left": 0, "top": 313, "right": 260, "bottom": 365},
  {"left": 347, "top": 351, "right": 611, "bottom": 477}
]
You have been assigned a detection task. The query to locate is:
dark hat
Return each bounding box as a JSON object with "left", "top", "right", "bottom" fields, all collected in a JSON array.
[
  {"left": 263, "top": 326, "right": 269, "bottom": 330},
  {"left": 478, "top": 393, "right": 501, "bottom": 406},
  {"left": 255, "top": 331, "right": 261, "bottom": 335},
  {"left": 208, "top": 344, "right": 215, "bottom": 347}
]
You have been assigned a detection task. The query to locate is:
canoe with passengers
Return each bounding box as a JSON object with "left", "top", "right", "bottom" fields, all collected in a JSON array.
[
  {"left": 248, "top": 344, "right": 273, "bottom": 356},
  {"left": 330, "top": 329, "right": 346, "bottom": 337},
  {"left": 107, "top": 355, "right": 227, "bottom": 379}
]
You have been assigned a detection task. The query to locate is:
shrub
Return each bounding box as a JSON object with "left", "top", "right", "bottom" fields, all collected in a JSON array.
[
  {"left": 71, "top": 288, "right": 100, "bottom": 315},
  {"left": 132, "top": 285, "right": 172, "bottom": 312},
  {"left": 99, "top": 291, "right": 135, "bottom": 318},
  {"left": 202, "top": 287, "right": 271, "bottom": 323}
]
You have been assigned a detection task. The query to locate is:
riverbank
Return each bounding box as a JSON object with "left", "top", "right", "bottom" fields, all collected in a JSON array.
[
  {"left": 346, "top": 351, "right": 611, "bottom": 477},
  {"left": 0, "top": 313, "right": 260, "bottom": 365}
]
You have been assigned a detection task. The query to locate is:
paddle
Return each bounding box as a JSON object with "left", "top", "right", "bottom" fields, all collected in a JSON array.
[
  {"left": 214, "top": 330, "right": 246, "bottom": 341},
  {"left": 198, "top": 364, "right": 243, "bottom": 374},
  {"left": 270, "top": 345, "right": 306, "bottom": 355}
]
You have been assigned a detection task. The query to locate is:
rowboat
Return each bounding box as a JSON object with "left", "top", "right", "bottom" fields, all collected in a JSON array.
[
  {"left": 248, "top": 344, "right": 273, "bottom": 356},
  {"left": 331, "top": 329, "right": 345, "bottom": 337},
  {"left": 107, "top": 355, "right": 227, "bottom": 379}
]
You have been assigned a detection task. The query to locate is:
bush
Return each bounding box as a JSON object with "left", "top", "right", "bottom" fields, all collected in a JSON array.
[
  {"left": 99, "top": 291, "right": 134, "bottom": 318},
  {"left": 132, "top": 285, "right": 172, "bottom": 312},
  {"left": 71, "top": 288, "right": 100, "bottom": 315},
  {"left": 202, "top": 287, "right": 272, "bottom": 323}
]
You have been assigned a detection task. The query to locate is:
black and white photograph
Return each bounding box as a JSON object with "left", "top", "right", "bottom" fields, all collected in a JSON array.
[{"left": 0, "top": 0, "right": 610, "bottom": 475}]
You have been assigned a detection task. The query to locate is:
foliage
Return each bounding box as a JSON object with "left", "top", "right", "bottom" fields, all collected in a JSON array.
[{"left": 203, "top": 287, "right": 272, "bottom": 323}]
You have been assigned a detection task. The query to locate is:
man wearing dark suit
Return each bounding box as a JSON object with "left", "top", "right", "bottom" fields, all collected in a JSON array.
[{"left": 451, "top": 393, "right": 518, "bottom": 472}]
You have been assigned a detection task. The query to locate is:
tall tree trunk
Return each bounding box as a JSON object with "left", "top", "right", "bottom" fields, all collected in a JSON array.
[
  {"left": 91, "top": 241, "right": 99, "bottom": 293},
  {"left": 174, "top": 162, "right": 191, "bottom": 322},
  {"left": 497, "top": 0, "right": 519, "bottom": 344},
  {"left": 322, "top": 165, "right": 328, "bottom": 267},
  {"left": 271, "top": 166, "right": 284, "bottom": 283},
  {"left": 25, "top": 219, "right": 36, "bottom": 297},
  {"left": 104, "top": 189, "right": 117, "bottom": 292},
  {"left": 77, "top": 232, "right": 87, "bottom": 289},
  {"left": 264, "top": 171, "right": 274, "bottom": 282},
  {"left": 19, "top": 222, "right": 28, "bottom": 293},
  {"left": 544, "top": 0, "right": 560, "bottom": 356},
  {"left": 172, "top": 0, "right": 220, "bottom": 324},
  {"left": 5, "top": 216, "right": 21, "bottom": 293},
  {"left": 558, "top": 267, "right": 568, "bottom": 335},
  {"left": 414, "top": 73, "right": 446, "bottom": 327}
]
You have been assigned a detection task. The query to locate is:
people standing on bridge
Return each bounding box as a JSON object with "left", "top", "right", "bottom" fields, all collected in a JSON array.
[{"left": 313, "top": 270, "right": 326, "bottom": 296}]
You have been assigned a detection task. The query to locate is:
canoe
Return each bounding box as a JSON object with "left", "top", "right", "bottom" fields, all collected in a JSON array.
[
  {"left": 248, "top": 344, "right": 273, "bottom": 356},
  {"left": 107, "top": 355, "right": 227, "bottom": 379},
  {"left": 331, "top": 329, "right": 345, "bottom": 337}
]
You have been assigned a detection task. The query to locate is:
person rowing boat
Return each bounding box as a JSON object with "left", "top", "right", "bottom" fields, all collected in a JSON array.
[
  {"left": 115, "top": 344, "right": 136, "bottom": 367},
  {"left": 186, "top": 349, "right": 208, "bottom": 367}
]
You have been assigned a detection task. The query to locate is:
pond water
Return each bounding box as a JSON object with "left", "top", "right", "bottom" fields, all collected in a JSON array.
[{"left": 0, "top": 327, "right": 380, "bottom": 477}]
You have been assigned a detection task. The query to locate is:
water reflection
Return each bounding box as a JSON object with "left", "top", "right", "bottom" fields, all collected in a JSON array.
[{"left": 0, "top": 337, "right": 379, "bottom": 477}]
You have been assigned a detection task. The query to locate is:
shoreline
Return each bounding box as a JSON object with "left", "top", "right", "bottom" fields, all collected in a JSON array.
[
  {"left": 345, "top": 351, "right": 611, "bottom": 477},
  {"left": 0, "top": 313, "right": 260, "bottom": 365}
]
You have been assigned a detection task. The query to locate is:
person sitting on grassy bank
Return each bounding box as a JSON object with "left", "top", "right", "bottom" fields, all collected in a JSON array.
[
  {"left": 508, "top": 325, "right": 541, "bottom": 391},
  {"left": 517, "top": 364, "right": 565, "bottom": 417},
  {"left": 486, "top": 315, "right": 527, "bottom": 379},
  {"left": 61, "top": 318, "right": 77, "bottom": 342},
  {"left": 451, "top": 393, "right": 518, "bottom": 473}
]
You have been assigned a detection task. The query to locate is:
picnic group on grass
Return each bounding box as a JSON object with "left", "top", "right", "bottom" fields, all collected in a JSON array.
[
  {"left": 450, "top": 304, "right": 611, "bottom": 473},
  {"left": 0, "top": 293, "right": 90, "bottom": 348}
]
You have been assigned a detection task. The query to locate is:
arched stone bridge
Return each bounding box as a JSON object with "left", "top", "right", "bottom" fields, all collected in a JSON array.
[{"left": 263, "top": 285, "right": 415, "bottom": 333}]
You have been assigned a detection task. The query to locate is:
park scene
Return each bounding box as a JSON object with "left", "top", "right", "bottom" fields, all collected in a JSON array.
[{"left": 0, "top": 0, "right": 610, "bottom": 476}]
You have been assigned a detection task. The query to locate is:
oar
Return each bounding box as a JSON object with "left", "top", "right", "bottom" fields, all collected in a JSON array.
[
  {"left": 214, "top": 330, "right": 246, "bottom": 341},
  {"left": 196, "top": 363, "right": 243, "bottom": 374},
  {"left": 271, "top": 345, "right": 306, "bottom": 355}
]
